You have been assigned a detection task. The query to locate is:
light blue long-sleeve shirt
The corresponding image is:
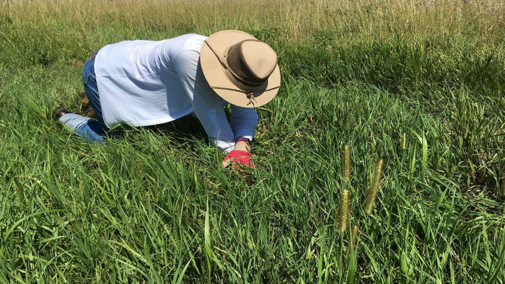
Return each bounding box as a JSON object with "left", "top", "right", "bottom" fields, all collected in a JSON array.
[{"left": 94, "top": 34, "right": 258, "bottom": 152}]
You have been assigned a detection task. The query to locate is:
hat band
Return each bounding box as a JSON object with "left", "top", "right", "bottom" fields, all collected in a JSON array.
[
  {"left": 210, "top": 85, "right": 280, "bottom": 93},
  {"left": 223, "top": 68, "right": 266, "bottom": 91},
  {"left": 204, "top": 41, "right": 265, "bottom": 89}
]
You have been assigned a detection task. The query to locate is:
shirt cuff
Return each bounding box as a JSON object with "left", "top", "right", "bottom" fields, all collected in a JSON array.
[
  {"left": 213, "top": 139, "right": 235, "bottom": 153},
  {"left": 212, "top": 136, "right": 254, "bottom": 153},
  {"left": 234, "top": 134, "right": 254, "bottom": 142}
]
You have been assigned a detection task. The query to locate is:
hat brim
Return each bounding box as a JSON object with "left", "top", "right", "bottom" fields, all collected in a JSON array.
[{"left": 200, "top": 30, "right": 281, "bottom": 108}]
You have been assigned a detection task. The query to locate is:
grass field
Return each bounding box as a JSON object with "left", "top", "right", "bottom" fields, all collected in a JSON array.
[{"left": 1, "top": 0, "right": 505, "bottom": 282}]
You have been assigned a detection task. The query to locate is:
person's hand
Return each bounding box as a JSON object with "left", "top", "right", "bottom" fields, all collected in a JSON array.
[
  {"left": 222, "top": 150, "right": 253, "bottom": 170},
  {"left": 222, "top": 140, "right": 253, "bottom": 170}
]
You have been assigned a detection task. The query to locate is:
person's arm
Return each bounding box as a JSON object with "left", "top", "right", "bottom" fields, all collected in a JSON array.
[
  {"left": 174, "top": 50, "right": 236, "bottom": 152},
  {"left": 174, "top": 50, "right": 257, "bottom": 169},
  {"left": 220, "top": 102, "right": 258, "bottom": 169},
  {"left": 230, "top": 105, "right": 258, "bottom": 142}
]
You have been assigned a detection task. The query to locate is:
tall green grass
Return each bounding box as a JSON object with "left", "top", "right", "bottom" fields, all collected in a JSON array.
[{"left": 1, "top": 0, "right": 504, "bottom": 282}]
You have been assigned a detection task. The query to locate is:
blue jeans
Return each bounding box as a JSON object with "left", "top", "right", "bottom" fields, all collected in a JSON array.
[
  {"left": 82, "top": 50, "right": 104, "bottom": 125},
  {"left": 59, "top": 50, "right": 106, "bottom": 143}
]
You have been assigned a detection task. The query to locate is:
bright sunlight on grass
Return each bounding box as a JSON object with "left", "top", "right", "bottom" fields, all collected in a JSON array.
[{"left": 1, "top": 0, "right": 504, "bottom": 282}]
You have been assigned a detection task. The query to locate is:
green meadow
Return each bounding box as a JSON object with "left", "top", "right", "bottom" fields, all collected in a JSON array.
[{"left": 1, "top": 0, "right": 504, "bottom": 282}]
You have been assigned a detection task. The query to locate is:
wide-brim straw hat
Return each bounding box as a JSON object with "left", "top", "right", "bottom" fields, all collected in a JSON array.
[{"left": 200, "top": 30, "right": 281, "bottom": 108}]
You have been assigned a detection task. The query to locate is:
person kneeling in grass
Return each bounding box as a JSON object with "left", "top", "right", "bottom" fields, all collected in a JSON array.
[{"left": 56, "top": 30, "right": 281, "bottom": 169}]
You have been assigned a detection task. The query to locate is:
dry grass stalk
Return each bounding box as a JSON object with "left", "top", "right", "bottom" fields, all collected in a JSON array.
[
  {"left": 2, "top": 0, "right": 504, "bottom": 44},
  {"left": 336, "top": 190, "right": 350, "bottom": 232},
  {"left": 364, "top": 158, "right": 384, "bottom": 215},
  {"left": 342, "top": 144, "right": 352, "bottom": 183}
]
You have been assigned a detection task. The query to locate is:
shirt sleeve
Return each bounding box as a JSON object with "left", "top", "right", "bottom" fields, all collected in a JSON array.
[
  {"left": 230, "top": 105, "right": 258, "bottom": 141},
  {"left": 173, "top": 50, "right": 237, "bottom": 152}
]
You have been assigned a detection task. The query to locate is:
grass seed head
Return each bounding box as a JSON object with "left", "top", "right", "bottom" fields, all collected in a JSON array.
[
  {"left": 342, "top": 144, "right": 352, "bottom": 183},
  {"left": 347, "top": 225, "right": 359, "bottom": 253},
  {"left": 364, "top": 158, "right": 384, "bottom": 215},
  {"left": 336, "top": 190, "right": 350, "bottom": 232}
]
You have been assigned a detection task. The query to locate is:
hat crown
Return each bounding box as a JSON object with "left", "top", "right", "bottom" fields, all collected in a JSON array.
[{"left": 226, "top": 40, "right": 277, "bottom": 86}]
